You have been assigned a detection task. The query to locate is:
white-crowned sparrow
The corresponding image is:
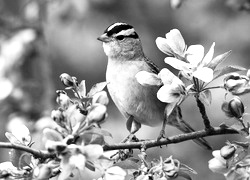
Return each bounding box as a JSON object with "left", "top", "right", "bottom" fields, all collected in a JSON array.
[{"left": 98, "top": 22, "right": 211, "bottom": 149}]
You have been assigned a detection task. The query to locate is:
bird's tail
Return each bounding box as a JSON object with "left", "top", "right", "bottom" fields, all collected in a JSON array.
[{"left": 168, "top": 107, "right": 212, "bottom": 150}]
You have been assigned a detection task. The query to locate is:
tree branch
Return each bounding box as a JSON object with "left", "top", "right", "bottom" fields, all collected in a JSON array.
[
  {"left": 196, "top": 96, "right": 213, "bottom": 130},
  {"left": 0, "top": 142, "right": 56, "bottom": 159},
  {"left": 103, "top": 127, "right": 238, "bottom": 151}
]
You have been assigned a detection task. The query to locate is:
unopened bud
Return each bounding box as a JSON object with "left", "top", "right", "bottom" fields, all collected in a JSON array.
[
  {"left": 228, "top": 97, "right": 244, "bottom": 119},
  {"left": 60, "top": 73, "right": 75, "bottom": 87},
  {"left": 222, "top": 97, "right": 244, "bottom": 119},
  {"left": 220, "top": 144, "right": 236, "bottom": 160}
]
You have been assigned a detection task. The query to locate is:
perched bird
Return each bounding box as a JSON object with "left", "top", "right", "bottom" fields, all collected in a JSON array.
[{"left": 97, "top": 22, "right": 212, "bottom": 150}]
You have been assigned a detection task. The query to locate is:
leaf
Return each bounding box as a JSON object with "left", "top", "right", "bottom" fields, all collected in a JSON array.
[
  {"left": 43, "top": 128, "right": 63, "bottom": 142},
  {"left": 87, "top": 82, "right": 107, "bottom": 98},
  {"left": 80, "top": 128, "right": 112, "bottom": 145},
  {"left": 199, "top": 90, "right": 212, "bottom": 106},
  {"left": 82, "top": 128, "right": 112, "bottom": 138},
  {"left": 115, "top": 158, "right": 140, "bottom": 170},
  {"left": 18, "top": 153, "right": 32, "bottom": 169},
  {"left": 9, "top": 149, "right": 25, "bottom": 167},
  {"left": 78, "top": 80, "right": 86, "bottom": 97},
  {"left": 178, "top": 171, "right": 193, "bottom": 180},
  {"left": 208, "top": 50, "right": 232, "bottom": 70},
  {"left": 213, "top": 65, "right": 246, "bottom": 81},
  {"left": 180, "top": 163, "right": 197, "bottom": 174}
]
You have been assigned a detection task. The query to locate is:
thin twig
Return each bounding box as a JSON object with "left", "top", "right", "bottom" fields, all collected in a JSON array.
[
  {"left": 195, "top": 95, "right": 213, "bottom": 130},
  {"left": 0, "top": 142, "right": 56, "bottom": 159},
  {"left": 103, "top": 127, "right": 238, "bottom": 151}
]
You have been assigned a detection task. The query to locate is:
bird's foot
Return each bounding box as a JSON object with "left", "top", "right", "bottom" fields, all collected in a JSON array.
[
  {"left": 121, "top": 134, "right": 139, "bottom": 143},
  {"left": 157, "top": 129, "right": 166, "bottom": 141}
]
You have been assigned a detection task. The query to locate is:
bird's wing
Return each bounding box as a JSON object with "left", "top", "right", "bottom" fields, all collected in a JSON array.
[{"left": 144, "top": 56, "right": 160, "bottom": 74}]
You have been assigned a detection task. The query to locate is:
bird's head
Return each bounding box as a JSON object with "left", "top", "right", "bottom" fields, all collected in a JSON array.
[{"left": 98, "top": 22, "right": 144, "bottom": 60}]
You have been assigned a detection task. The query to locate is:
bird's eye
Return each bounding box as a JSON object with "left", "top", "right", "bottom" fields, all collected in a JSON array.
[{"left": 116, "top": 35, "right": 125, "bottom": 40}]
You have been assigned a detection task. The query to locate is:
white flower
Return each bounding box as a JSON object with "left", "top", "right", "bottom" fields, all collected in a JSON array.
[
  {"left": 208, "top": 150, "right": 228, "bottom": 174},
  {"left": 136, "top": 68, "right": 187, "bottom": 116},
  {"left": 165, "top": 43, "right": 215, "bottom": 83},
  {"left": 156, "top": 29, "right": 186, "bottom": 58}
]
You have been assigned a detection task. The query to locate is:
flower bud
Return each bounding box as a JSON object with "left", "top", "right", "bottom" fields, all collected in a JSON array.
[
  {"left": 60, "top": 73, "right": 75, "bottom": 87},
  {"left": 224, "top": 73, "right": 249, "bottom": 95},
  {"left": 228, "top": 97, "right": 244, "bottom": 119},
  {"left": 221, "top": 97, "right": 244, "bottom": 119},
  {"left": 220, "top": 144, "right": 236, "bottom": 160}
]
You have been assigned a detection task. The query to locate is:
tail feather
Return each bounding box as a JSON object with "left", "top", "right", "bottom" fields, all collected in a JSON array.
[{"left": 168, "top": 107, "right": 212, "bottom": 150}]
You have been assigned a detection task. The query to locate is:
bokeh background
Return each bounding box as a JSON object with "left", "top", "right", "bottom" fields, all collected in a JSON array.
[{"left": 0, "top": 0, "right": 250, "bottom": 179}]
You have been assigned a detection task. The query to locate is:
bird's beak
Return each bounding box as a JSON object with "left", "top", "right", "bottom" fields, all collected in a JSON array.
[{"left": 97, "top": 33, "right": 110, "bottom": 43}]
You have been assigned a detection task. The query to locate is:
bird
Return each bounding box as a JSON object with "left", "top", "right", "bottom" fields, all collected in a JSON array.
[{"left": 97, "top": 22, "right": 212, "bottom": 150}]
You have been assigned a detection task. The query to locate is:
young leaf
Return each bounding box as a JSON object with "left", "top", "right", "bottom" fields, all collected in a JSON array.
[
  {"left": 43, "top": 128, "right": 63, "bottom": 142},
  {"left": 115, "top": 158, "right": 140, "bottom": 170},
  {"left": 213, "top": 65, "right": 246, "bottom": 81},
  {"left": 87, "top": 82, "right": 107, "bottom": 97},
  {"left": 208, "top": 50, "right": 232, "bottom": 70},
  {"left": 199, "top": 90, "right": 212, "bottom": 106}
]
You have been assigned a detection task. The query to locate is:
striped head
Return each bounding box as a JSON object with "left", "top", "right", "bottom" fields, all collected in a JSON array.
[{"left": 98, "top": 22, "right": 144, "bottom": 59}]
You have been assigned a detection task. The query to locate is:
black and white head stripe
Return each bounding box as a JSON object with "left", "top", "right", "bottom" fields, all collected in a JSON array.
[{"left": 104, "top": 22, "right": 139, "bottom": 39}]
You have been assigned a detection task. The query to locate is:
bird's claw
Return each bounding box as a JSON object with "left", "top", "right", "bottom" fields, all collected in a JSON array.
[
  {"left": 157, "top": 129, "right": 166, "bottom": 141},
  {"left": 122, "top": 134, "right": 139, "bottom": 143}
]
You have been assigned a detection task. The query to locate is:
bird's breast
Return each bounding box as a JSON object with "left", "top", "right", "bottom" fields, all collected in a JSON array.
[{"left": 106, "top": 59, "right": 165, "bottom": 127}]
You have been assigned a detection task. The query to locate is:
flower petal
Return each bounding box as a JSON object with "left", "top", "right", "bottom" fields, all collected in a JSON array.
[
  {"left": 155, "top": 37, "right": 174, "bottom": 56},
  {"left": 135, "top": 71, "right": 162, "bottom": 86},
  {"left": 11, "top": 124, "right": 31, "bottom": 145},
  {"left": 208, "top": 158, "right": 228, "bottom": 174},
  {"left": 164, "top": 57, "right": 192, "bottom": 72},
  {"left": 165, "top": 29, "right": 186, "bottom": 56},
  {"left": 81, "top": 144, "right": 103, "bottom": 160},
  {"left": 157, "top": 85, "right": 181, "bottom": 103},
  {"left": 193, "top": 67, "right": 213, "bottom": 82},
  {"left": 201, "top": 42, "right": 215, "bottom": 67},
  {"left": 185, "top": 45, "right": 204, "bottom": 66},
  {"left": 158, "top": 68, "right": 175, "bottom": 85}
]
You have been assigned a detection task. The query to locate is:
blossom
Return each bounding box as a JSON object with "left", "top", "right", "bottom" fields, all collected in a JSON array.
[
  {"left": 136, "top": 68, "right": 187, "bottom": 116},
  {"left": 224, "top": 72, "right": 250, "bottom": 95},
  {"left": 208, "top": 150, "right": 228, "bottom": 174},
  {"left": 165, "top": 43, "right": 215, "bottom": 83},
  {"left": 156, "top": 29, "right": 186, "bottom": 58},
  {"left": 5, "top": 123, "right": 31, "bottom": 146}
]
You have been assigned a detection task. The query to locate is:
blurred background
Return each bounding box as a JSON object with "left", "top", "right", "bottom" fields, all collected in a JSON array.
[{"left": 0, "top": 0, "right": 250, "bottom": 179}]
